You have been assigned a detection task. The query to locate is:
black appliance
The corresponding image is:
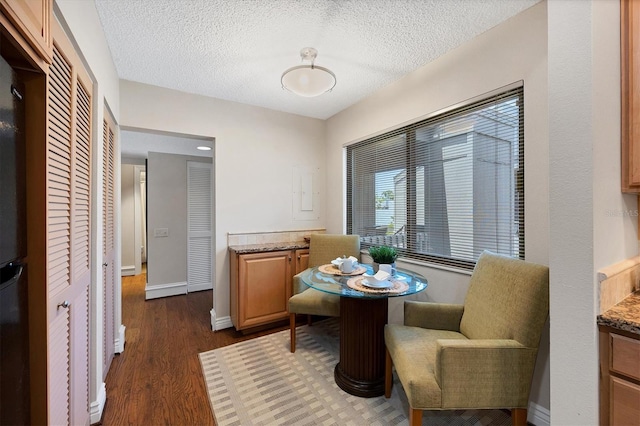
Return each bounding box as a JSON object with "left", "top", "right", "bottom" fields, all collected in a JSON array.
[{"left": 0, "top": 52, "right": 30, "bottom": 425}]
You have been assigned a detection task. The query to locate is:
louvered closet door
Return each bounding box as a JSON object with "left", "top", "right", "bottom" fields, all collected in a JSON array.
[
  {"left": 47, "top": 21, "right": 92, "bottom": 426},
  {"left": 187, "top": 161, "right": 212, "bottom": 292},
  {"left": 102, "top": 112, "right": 116, "bottom": 377}
]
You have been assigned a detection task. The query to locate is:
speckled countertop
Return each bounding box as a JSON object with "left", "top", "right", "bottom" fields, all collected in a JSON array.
[
  {"left": 597, "top": 291, "right": 640, "bottom": 335},
  {"left": 228, "top": 241, "right": 309, "bottom": 254}
]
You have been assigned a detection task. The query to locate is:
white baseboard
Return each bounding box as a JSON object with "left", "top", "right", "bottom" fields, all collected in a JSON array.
[
  {"left": 187, "top": 282, "right": 213, "bottom": 293},
  {"left": 121, "top": 265, "right": 136, "bottom": 276},
  {"left": 114, "top": 324, "right": 126, "bottom": 354},
  {"left": 528, "top": 401, "right": 550, "bottom": 426},
  {"left": 216, "top": 315, "right": 233, "bottom": 330},
  {"left": 90, "top": 382, "right": 106, "bottom": 424},
  {"left": 210, "top": 308, "right": 233, "bottom": 331},
  {"left": 145, "top": 281, "right": 187, "bottom": 300}
]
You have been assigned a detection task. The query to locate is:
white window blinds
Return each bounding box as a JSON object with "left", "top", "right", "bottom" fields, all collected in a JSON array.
[{"left": 347, "top": 84, "right": 524, "bottom": 270}]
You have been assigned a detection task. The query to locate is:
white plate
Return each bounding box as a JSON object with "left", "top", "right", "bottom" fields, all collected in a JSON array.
[{"left": 361, "top": 278, "right": 393, "bottom": 289}]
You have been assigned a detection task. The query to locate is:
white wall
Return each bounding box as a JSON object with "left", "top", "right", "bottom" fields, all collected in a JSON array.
[
  {"left": 54, "top": 1, "right": 121, "bottom": 423},
  {"left": 548, "top": 1, "right": 637, "bottom": 424},
  {"left": 326, "top": 2, "right": 550, "bottom": 421},
  {"left": 119, "top": 81, "right": 326, "bottom": 325},
  {"left": 145, "top": 152, "right": 212, "bottom": 298}
]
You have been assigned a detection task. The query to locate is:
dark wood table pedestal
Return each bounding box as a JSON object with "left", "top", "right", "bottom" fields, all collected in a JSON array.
[{"left": 334, "top": 296, "right": 388, "bottom": 398}]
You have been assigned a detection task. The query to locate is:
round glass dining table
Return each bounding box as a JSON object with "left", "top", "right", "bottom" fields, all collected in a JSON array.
[{"left": 298, "top": 264, "right": 427, "bottom": 398}]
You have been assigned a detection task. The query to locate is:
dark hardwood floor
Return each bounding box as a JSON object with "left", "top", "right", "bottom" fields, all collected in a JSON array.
[{"left": 100, "top": 267, "right": 291, "bottom": 425}]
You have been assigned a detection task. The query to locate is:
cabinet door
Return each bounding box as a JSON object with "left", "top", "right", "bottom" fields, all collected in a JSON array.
[
  {"left": 611, "top": 376, "right": 640, "bottom": 426},
  {"left": 238, "top": 251, "right": 291, "bottom": 329},
  {"left": 0, "top": 0, "right": 52, "bottom": 62},
  {"left": 295, "top": 249, "right": 310, "bottom": 274}
]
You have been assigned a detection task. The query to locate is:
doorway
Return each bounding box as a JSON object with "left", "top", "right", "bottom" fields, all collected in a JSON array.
[{"left": 120, "top": 129, "right": 214, "bottom": 301}]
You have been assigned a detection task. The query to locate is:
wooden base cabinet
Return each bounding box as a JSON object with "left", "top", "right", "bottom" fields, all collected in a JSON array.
[
  {"left": 599, "top": 326, "right": 640, "bottom": 426},
  {"left": 230, "top": 249, "right": 309, "bottom": 331}
]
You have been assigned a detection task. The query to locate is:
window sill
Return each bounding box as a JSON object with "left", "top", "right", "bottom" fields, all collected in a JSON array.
[
  {"left": 359, "top": 249, "right": 473, "bottom": 276},
  {"left": 397, "top": 257, "right": 474, "bottom": 276}
]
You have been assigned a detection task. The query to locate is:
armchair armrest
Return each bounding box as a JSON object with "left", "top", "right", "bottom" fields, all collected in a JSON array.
[
  {"left": 404, "top": 301, "right": 464, "bottom": 331},
  {"left": 435, "top": 339, "right": 538, "bottom": 408},
  {"left": 292, "top": 271, "right": 307, "bottom": 295}
]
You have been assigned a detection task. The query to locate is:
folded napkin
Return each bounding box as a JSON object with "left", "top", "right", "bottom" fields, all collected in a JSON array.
[
  {"left": 363, "top": 270, "right": 391, "bottom": 281},
  {"left": 334, "top": 256, "right": 358, "bottom": 263}
]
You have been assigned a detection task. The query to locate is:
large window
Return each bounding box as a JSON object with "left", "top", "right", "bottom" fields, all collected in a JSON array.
[{"left": 346, "top": 85, "right": 524, "bottom": 270}]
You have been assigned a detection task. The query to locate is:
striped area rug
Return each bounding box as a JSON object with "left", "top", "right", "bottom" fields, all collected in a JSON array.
[{"left": 199, "top": 319, "right": 511, "bottom": 426}]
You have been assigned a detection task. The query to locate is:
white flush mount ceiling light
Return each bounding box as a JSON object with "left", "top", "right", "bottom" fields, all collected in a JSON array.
[
  {"left": 281, "top": 47, "right": 336, "bottom": 97},
  {"left": 197, "top": 146, "right": 212, "bottom": 151}
]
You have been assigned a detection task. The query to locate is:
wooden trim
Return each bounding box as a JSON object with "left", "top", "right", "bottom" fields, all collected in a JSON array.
[
  {"left": 0, "top": 13, "right": 47, "bottom": 72},
  {"left": 0, "top": 0, "right": 52, "bottom": 63},
  {"left": 23, "top": 65, "right": 48, "bottom": 426}
]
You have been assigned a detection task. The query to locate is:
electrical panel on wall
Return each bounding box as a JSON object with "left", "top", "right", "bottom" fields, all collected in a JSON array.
[{"left": 292, "top": 166, "right": 321, "bottom": 221}]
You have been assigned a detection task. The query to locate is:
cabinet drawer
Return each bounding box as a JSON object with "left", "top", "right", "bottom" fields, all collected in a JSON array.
[
  {"left": 611, "top": 333, "right": 640, "bottom": 381},
  {"left": 611, "top": 376, "right": 640, "bottom": 426}
]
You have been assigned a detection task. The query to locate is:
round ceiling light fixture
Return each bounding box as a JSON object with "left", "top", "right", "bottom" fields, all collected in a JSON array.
[
  {"left": 197, "top": 146, "right": 212, "bottom": 151},
  {"left": 281, "top": 47, "right": 336, "bottom": 97}
]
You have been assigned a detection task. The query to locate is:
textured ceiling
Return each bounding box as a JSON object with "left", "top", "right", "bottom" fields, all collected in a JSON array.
[{"left": 95, "top": 0, "right": 539, "bottom": 121}]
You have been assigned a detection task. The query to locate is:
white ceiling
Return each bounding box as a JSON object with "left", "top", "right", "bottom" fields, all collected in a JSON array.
[{"left": 95, "top": 0, "right": 540, "bottom": 122}]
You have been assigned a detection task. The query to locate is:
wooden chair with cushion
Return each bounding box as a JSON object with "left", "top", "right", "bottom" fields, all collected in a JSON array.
[
  {"left": 384, "top": 251, "right": 549, "bottom": 426},
  {"left": 288, "top": 234, "right": 360, "bottom": 352}
]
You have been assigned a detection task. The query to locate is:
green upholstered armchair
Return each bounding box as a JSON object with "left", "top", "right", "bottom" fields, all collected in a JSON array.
[
  {"left": 384, "top": 251, "right": 549, "bottom": 426},
  {"left": 288, "top": 234, "right": 360, "bottom": 353}
]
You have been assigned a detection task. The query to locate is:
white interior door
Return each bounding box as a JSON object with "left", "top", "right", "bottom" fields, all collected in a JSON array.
[
  {"left": 139, "top": 169, "right": 147, "bottom": 263},
  {"left": 47, "top": 20, "right": 92, "bottom": 426},
  {"left": 102, "top": 112, "right": 116, "bottom": 378},
  {"left": 187, "top": 161, "right": 212, "bottom": 292}
]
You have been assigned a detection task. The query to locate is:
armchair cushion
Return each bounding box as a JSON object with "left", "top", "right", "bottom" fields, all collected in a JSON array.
[
  {"left": 288, "top": 288, "right": 340, "bottom": 317},
  {"left": 384, "top": 324, "right": 467, "bottom": 408},
  {"left": 436, "top": 339, "right": 538, "bottom": 409}
]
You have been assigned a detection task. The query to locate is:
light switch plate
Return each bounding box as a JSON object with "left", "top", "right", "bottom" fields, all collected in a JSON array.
[{"left": 154, "top": 228, "right": 169, "bottom": 237}]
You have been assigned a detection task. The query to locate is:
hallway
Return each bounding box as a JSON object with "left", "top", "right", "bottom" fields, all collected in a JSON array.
[{"left": 100, "top": 269, "right": 289, "bottom": 425}]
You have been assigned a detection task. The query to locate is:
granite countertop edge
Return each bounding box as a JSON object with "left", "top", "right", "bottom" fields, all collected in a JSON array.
[
  {"left": 229, "top": 241, "right": 310, "bottom": 254},
  {"left": 597, "top": 291, "right": 640, "bottom": 335}
]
